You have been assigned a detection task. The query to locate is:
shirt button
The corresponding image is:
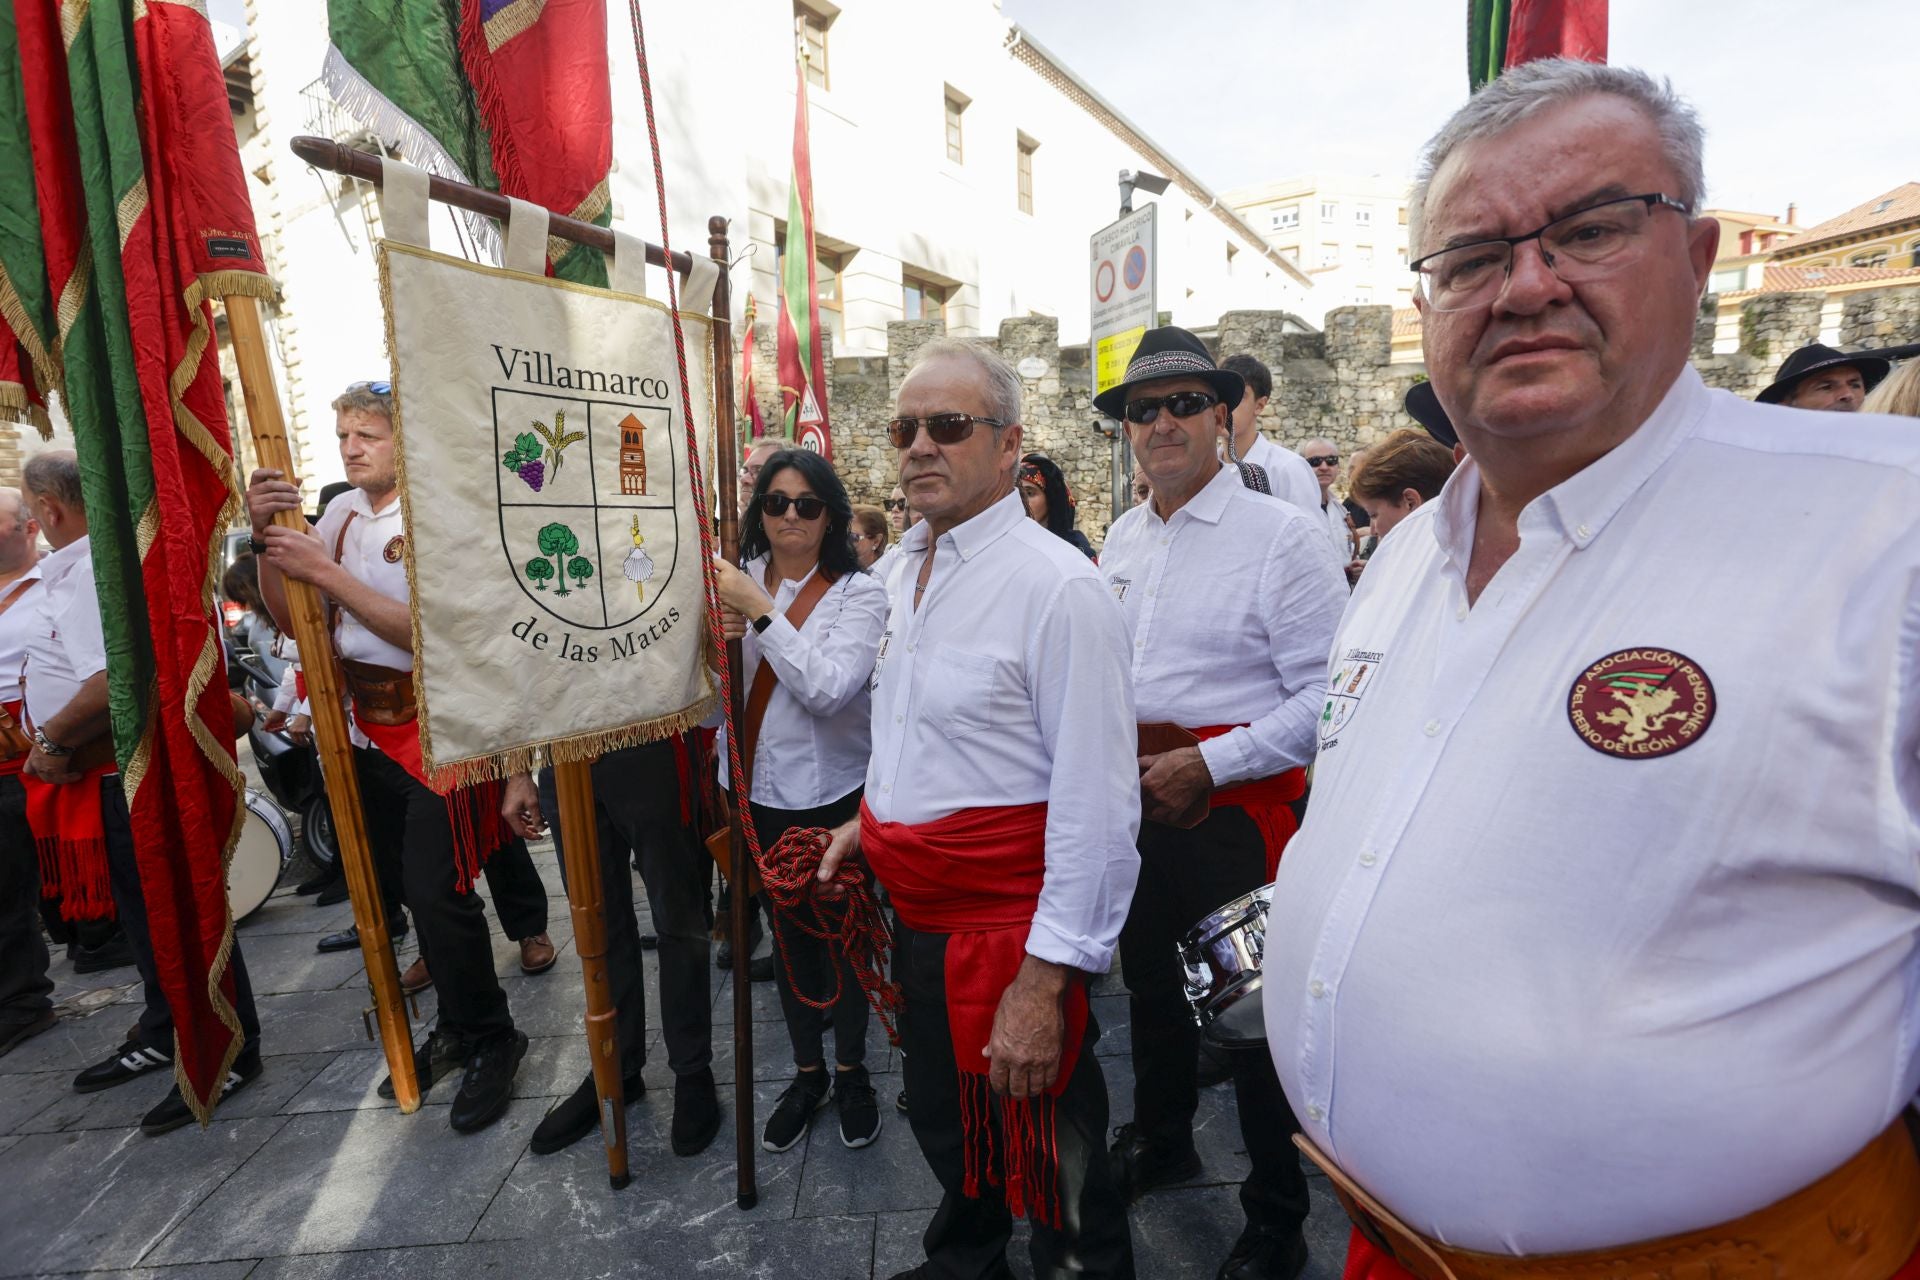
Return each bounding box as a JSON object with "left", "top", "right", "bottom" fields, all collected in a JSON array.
[
  {"left": 1306, "top": 1104, "right": 1324, "bottom": 1121},
  {"left": 1455, "top": 603, "right": 1467, "bottom": 621},
  {"left": 1424, "top": 719, "right": 1440, "bottom": 736},
  {"left": 882, "top": 783, "right": 892, "bottom": 794},
  {"left": 1358, "top": 851, "right": 1377, "bottom": 867},
  {"left": 894, "top": 715, "right": 903, "bottom": 724},
  {"left": 1309, "top": 980, "right": 1327, "bottom": 999},
  {"left": 1135, "top": 640, "right": 1145, "bottom": 649},
  {"left": 906, "top": 643, "right": 916, "bottom": 653},
  {"left": 1576, "top": 523, "right": 1591, "bottom": 539}
]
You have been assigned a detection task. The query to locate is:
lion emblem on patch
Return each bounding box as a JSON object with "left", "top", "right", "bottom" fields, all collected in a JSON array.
[
  {"left": 1567, "top": 648, "right": 1714, "bottom": 759},
  {"left": 382, "top": 535, "right": 405, "bottom": 564}
]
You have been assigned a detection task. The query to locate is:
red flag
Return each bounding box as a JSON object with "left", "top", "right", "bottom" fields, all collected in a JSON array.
[
  {"left": 1504, "top": 0, "right": 1607, "bottom": 70},
  {"left": 742, "top": 292, "right": 766, "bottom": 438},
  {"left": 776, "top": 55, "right": 831, "bottom": 457}
]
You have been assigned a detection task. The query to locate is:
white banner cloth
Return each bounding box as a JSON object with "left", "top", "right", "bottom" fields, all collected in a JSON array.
[{"left": 378, "top": 239, "right": 716, "bottom": 778}]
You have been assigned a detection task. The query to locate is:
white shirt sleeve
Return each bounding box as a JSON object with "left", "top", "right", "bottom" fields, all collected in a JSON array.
[
  {"left": 1199, "top": 517, "right": 1347, "bottom": 786},
  {"left": 1024, "top": 575, "right": 1142, "bottom": 972},
  {"left": 272, "top": 666, "right": 299, "bottom": 714},
  {"left": 753, "top": 574, "right": 889, "bottom": 719}
]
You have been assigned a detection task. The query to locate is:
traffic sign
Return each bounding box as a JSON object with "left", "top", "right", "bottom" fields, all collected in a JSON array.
[{"left": 1091, "top": 204, "right": 1156, "bottom": 400}]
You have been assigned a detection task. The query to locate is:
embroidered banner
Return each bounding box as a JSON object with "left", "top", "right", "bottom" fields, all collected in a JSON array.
[{"left": 378, "top": 240, "right": 715, "bottom": 779}]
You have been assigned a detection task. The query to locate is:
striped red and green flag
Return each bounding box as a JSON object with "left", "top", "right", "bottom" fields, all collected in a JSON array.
[
  {"left": 1469, "top": 0, "right": 1608, "bottom": 91},
  {"left": 742, "top": 292, "right": 767, "bottom": 438},
  {"left": 325, "top": 0, "right": 614, "bottom": 286},
  {"left": 1, "top": 0, "right": 276, "bottom": 1122},
  {"left": 776, "top": 54, "right": 831, "bottom": 457}
]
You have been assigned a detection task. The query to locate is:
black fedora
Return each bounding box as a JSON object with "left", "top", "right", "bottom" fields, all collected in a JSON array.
[
  {"left": 1755, "top": 343, "right": 1891, "bottom": 405},
  {"left": 1403, "top": 381, "right": 1458, "bottom": 449},
  {"left": 1093, "top": 326, "right": 1244, "bottom": 421}
]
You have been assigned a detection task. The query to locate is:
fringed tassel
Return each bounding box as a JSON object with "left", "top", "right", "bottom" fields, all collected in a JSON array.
[
  {"left": 37, "top": 837, "right": 115, "bottom": 922},
  {"left": 445, "top": 777, "right": 508, "bottom": 895},
  {"left": 954, "top": 1075, "right": 1067, "bottom": 1230},
  {"left": 420, "top": 692, "right": 717, "bottom": 792},
  {"left": 453, "top": 3, "right": 532, "bottom": 263}
]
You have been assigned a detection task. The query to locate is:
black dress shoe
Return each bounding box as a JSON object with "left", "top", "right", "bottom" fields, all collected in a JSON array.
[
  {"left": 531, "top": 1067, "right": 646, "bottom": 1155},
  {"left": 314, "top": 880, "right": 350, "bottom": 907},
  {"left": 449, "top": 1029, "right": 527, "bottom": 1133},
  {"left": 748, "top": 953, "right": 777, "bottom": 983},
  {"left": 1216, "top": 1226, "right": 1308, "bottom": 1280},
  {"left": 141, "top": 1050, "right": 263, "bottom": 1136},
  {"left": 317, "top": 913, "right": 407, "bottom": 953},
  {"left": 1108, "top": 1121, "right": 1202, "bottom": 1203},
  {"left": 671, "top": 1066, "right": 721, "bottom": 1156},
  {"left": 0, "top": 1009, "right": 56, "bottom": 1057},
  {"left": 294, "top": 869, "right": 340, "bottom": 896},
  {"left": 378, "top": 1027, "right": 468, "bottom": 1100},
  {"left": 71, "top": 932, "right": 136, "bottom": 974},
  {"left": 73, "top": 1039, "right": 173, "bottom": 1093}
]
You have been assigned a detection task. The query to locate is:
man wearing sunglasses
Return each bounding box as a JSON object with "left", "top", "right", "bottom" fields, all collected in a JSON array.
[
  {"left": 1297, "top": 438, "right": 1358, "bottom": 568},
  {"left": 1264, "top": 61, "right": 1920, "bottom": 1279},
  {"left": 816, "top": 338, "right": 1141, "bottom": 1278},
  {"left": 1095, "top": 327, "right": 1346, "bottom": 1280}
]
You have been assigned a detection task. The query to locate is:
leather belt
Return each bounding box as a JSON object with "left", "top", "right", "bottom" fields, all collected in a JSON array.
[
  {"left": 340, "top": 659, "right": 417, "bottom": 727},
  {"left": 1297, "top": 1120, "right": 1920, "bottom": 1280},
  {"left": 0, "top": 703, "right": 30, "bottom": 764}
]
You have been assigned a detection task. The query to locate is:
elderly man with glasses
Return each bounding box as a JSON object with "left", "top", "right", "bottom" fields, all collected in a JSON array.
[
  {"left": 1264, "top": 60, "right": 1920, "bottom": 1279},
  {"left": 817, "top": 338, "right": 1141, "bottom": 1278}
]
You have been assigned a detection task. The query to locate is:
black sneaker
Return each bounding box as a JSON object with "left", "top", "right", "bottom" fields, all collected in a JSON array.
[
  {"left": 0, "top": 1009, "right": 56, "bottom": 1057},
  {"left": 1108, "top": 1121, "right": 1202, "bottom": 1202},
  {"left": 140, "top": 1051, "right": 263, "bottom": 1136},
  {"left": 378, "top": 1027, "right": 468, "bottom": 1100},
  {"left": 1215, "top": 1225, "right": 1308, "bottom": 1280},
  {"left": 449, "top": 1029, "right": 527, "bottom": 1133},
  {"left": 761, "top": 1069, "right": 831, "bottom": 1152},
  {"left": 835, "top": 1065, "right": 880, "bottom": 1149},
  {"left": 671, "top": 1066, "right": 721, "bottom": 1156},
  {"left": 314, "top": 880, "right": 350, "bottom": 907},
  {"left": 73, "top": 1039, "right": 173, "bottom": 1093},
  {"left": 530, "top": 1067, "right": 645, "bottom": 1156},
  {"left": 71, "top": 932, "right": 136, "bottom": 974}
]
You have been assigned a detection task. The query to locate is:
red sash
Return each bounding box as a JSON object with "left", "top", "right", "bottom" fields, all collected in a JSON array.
[
  {"left": 354, "top": 707, "right": 505, "bottom": 896},
  {"left": 1342, "top": 1222, "right": 1920, "bottom": 1280},
  {"left": 1193, "top": 724, "right": 1306, "bottom": 879},
  {"left": 0, "top": 699, "right": 28, "bottom": 778},
  {"left": 860, "top": 799, "right": 1088, "bottom": 1228},
  {"left": 22, "top": 758, "right": 118, "bottom": 922}
]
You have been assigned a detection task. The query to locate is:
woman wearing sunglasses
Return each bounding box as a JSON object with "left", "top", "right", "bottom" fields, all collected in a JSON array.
[
  {"left": 1017, "top": 453, "right": 1097, "bottom": 561},
  {"left": 709, "top": 449, "right": 891, "bottom": 1154}
]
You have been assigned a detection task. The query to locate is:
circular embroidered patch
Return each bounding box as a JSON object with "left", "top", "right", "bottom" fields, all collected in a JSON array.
[
  {"left": 382, "top": 536, "right": 405, "bottom": 564},
  {"left": 1567, "top": 648, "right": 1715, "bottom": 759}
]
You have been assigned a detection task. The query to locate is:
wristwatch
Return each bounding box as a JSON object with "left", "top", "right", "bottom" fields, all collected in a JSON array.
[
  {"left": 249, "top": 533, "right": 268, "bottom": 554},
  {"left": 751, "top": 613, "right": 774, "bottom": 634},
  {"left": 31, "top": 728, "right": 70, "bottom": 757}
]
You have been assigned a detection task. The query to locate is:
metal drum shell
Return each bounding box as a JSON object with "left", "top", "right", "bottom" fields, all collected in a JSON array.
[
  {"left": 1178, "top": 884, "right": 1273, "bottom": 1047},
  {"left": 230, "top": 789, "right": 291, "bottom": 923}
]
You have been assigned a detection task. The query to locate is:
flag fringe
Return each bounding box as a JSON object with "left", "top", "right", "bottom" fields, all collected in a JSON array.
[
  {"left": 0, "top": 383, "right": 53, "bottom": 440},
  {"left": 419, "top": 692, "right": 719, "bottom": 791},
  {"left": 320, "top": 44, "right": 500, "bottom": 261}
]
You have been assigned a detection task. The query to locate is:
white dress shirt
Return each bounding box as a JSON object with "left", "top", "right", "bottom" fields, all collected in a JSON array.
[
  {"left": 717, "top": 556, "right": 888, "bottom": 811},
  {"left": 865, "top": 490, "right": 1141, "bottom": 974},
  {"left": 1239, "top": 434, "right": 1322, "bottom": 518},
  {"left": 24, "top": 538, "right": 106, "bottom": 729},
  {"left": 313, "top": 487, "right": 410, "bottom": 746},
  {"left": 1101, "top": 464, "right": 1345, "bottom": 785},
  {"left": 1264, "top": 367, "right": 1920, "bottom": 1252},
  {"left": 0, "top": 562, "right": 46, "bottom": 706}
]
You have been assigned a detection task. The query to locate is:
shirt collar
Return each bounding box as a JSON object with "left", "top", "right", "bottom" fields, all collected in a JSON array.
[
  {"left": 901, "top": 489, "right": 1027, "bottom": 562},
  {"left": 1147, "top": 461, "right": 1237, "bottom": 527},
  {"left": 1430, "top": 366, "right": 1711, "bottom": 566},
  {"left": 345, "top": 485, "right": 402, "bottom": 520},
  {"left": 0, "top": 560, "right": 45, "bottom": 603},
  {"left": 42, "top": 536, "right": 90, "bottom": 587}
]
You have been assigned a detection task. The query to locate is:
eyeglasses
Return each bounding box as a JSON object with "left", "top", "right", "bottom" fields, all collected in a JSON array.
[
  {"left": 1123, "top": 391, "right": 1218, "bottom": 425},
  {"left": 1410, "top": 192, "right": 1691, "bottom": 313},
  {"left": 348, "top": 379, "right": 392, "bottom": 395},
  {"left": 1305, "top": 455, "right": 1339, "bottom": 468},
  {"left": 883, "top": 498, "right": 908, "bottom": 512},
  {"left": 758, "top": 492, "right": 827, "bottom": 520},
  {"left": 886, "top": 412, "right": 1008, "bottom": 449},
  {"left": 850, "top": 530, "right": 878, "bottom": 543}
]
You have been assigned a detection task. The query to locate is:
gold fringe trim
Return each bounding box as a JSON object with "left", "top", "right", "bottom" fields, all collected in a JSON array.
[
  {"left": 116, "top": 177, "right": 148, "bottom": 252},
  {"left": 183, "top": 269, "right": 275, "bottom": 316},
  {"left": 482, "top": 0, "right": 545, "bottom": 52},
  {"left": 549, "top": 179, "right": 610, "bottom": 270},
  {"left": 0, "top": 261, "right": 61, "bottom": 408},
  {"left": 55, "top": 235, "right": 93, "bottom": 350},
  {"left": 423, "top": 692, "right": 719, "bottom": 791},
  {"left": 61, "top": 0, "right": 90, "bottom": 52}
]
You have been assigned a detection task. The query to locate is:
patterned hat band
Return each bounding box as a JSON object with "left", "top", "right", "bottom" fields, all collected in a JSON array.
[{"left": 1119, "top": 351, "right": 1220, "bottom": 386}]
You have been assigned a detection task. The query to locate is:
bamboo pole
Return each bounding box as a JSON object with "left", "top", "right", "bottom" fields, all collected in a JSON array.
[
  {"left": 552, "top": 758, "right": 630, "bottom": 1189},
  {"left": 222, "top": 292, "right": 420, "bottom": 1111},
  {"left": 707, "top": 216, "right": 756, "bottom": 1211}
]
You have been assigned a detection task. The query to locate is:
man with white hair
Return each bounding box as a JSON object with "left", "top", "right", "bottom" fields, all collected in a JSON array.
[{"left": 1265, "top": 60, "right": 1920, "bottom": 1277}]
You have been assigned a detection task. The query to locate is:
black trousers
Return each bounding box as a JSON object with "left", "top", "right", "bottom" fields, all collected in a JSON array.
[
  {"left": 896, "top": 921, "right": 1135, "bottom": 1279},
  {"left": 359, "top": 788, "right": 548, "bottom": 948},
  {"left": 353, "top": 748, "right": 512, "bottom": 1042},
  {"left": 749, "top": 789, "right": 868, "bottom": 1070},
  {"left": 0, "top": 775, "right": 51, "bottom": 1024},
  {"left": 538, "top": 740, "right": 711, "bottom": 1077},
  {"left": 102, "top": 777, "right": 261, "bottom": 1055},
  {"left": 1119, "top": 806, "right": 1307, "bottom": 1236}
]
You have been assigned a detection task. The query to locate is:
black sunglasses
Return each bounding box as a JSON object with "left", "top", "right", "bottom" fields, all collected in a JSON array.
[
  {"left": 883, "top": 498, "right": 908, "bottom": 512},
  {"left": 759, "top": 492, "right": 827, "bottom": 520},
  {"left": 1123, "top": 391, "right": 1218, "bottom": 424},
  {"left": 887, "top": 412, "right": 1008, "bottom": 449},
  {"left": 1305, "top": 455, "right": 1339, "bottom": 467},
  {"left": 349, "top": 379, "right": 392, "bottom": 395}
]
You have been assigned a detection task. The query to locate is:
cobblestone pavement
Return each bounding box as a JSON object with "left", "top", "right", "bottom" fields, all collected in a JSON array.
[{"left": 0, "top": 825, "right": 1350, "bottom": 1278}]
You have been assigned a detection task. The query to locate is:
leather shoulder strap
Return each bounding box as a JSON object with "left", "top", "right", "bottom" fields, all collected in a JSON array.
[
  {"left": 738, "top": 569, "right": 836, "bottom": 785},
  {"left": 325, "top": 509, "right": 359, "bottom": 638}
]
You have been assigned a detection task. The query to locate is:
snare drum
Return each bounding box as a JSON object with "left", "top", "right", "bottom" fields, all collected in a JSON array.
[
  {"left": 1178, "top": 884, "right": 1272, "bottom": 1047},
  {"left": 230, "top": 789, "right": 291, "bottom": 922}
]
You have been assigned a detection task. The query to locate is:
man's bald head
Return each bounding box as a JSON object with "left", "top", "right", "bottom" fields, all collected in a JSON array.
[{"left": 0, "top": 486, "right": 40, "bottom": 573}]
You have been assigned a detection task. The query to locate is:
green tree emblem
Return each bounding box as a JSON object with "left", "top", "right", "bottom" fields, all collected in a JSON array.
[
  {"left": 536, "top": 522, "right": 580, "bottom": 596},
  {"left": 566, "top": 555, "right": 595, "bottom": 591},
  {"left": 524, "top": 557, "right": 554, "bottom": 591}
]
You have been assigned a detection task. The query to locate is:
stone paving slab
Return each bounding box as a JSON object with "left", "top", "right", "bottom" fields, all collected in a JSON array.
[
  {"left": 0, "top": 1008, "right": 131, "bottom": 1077},
  {"left": 20, "top": 1053, "right": 336, "bottom": 1135},
  {"left": 791, "top": 1089, "right": 941, "bottom": 1219},
  {"left": 20, "top": 1263, "right": 257, "bottom": 1280},
  {"left": 144, "top": 1104, "right": 533, "bottom": 1266},
  {"left": 234, "top": 931, "right": 370, "bottom": 997},
  {"left": 0, "top": 1069, "right": 73, "bottom": 1132},
  {"left": 0, "top": 1117, "right": 284, "bottom": 1276}
]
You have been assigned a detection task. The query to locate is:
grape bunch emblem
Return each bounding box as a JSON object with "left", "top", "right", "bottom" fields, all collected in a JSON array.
[{"left": 502, "top": 409, "right": 586, "bottom": 493}]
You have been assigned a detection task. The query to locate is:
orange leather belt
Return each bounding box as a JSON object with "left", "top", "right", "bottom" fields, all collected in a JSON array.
[
  {"left": 340, "top": 659, "right": 417, "bottom": 727},
  {"left": 0, "top": 703, "right": 30, "bottom": 764},
  {"left": 1297, "top": 1120, "right": 1920, "bottom": 1280}
]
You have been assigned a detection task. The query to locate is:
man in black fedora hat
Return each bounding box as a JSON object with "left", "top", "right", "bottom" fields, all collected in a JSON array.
[
  {"left": 1097, "top": 326, "right": 1346, "bottom": 1280},
  {"left": 1755, "top": 343, "right": 1890, "bottom": 412}
]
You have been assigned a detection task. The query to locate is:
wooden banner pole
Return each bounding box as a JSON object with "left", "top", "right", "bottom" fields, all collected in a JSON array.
[
  {"left": 552, "top": 757, "right": 630, "bottom": 1188},
  {"left": 222, "top": 292, "right": 420, "bottom": 1111}
]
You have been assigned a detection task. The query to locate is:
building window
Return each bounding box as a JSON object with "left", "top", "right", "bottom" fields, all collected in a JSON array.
[
  {"left": 1872, "top": 198, "right": 1895, "bottom": 214},
  {"left": 1016, "top": 136, "right": 1036, "bottom": 214},
  {"left": 794, "top": 4, "right": 829, "bottom": 89},
  {"left": 1397, "top": 206, "right": 1408, "bottom": 225},
  {"left": 944, "top": 91, "right": 966, "bottom": 163},
  {"left": 1271, "top": 205, "right": 1299, "bottom": 230},
  {"left": 1319, "top": 243, "right": 1339, "bottom": 267},
  {"left": 1909, "top": 240, "right": 1920, "bottom": 268},
  {"left": 1319, "top": 201, "right": 1338, "bottom": 221},
  {"left": 1356, "top": 285, "right": 1373, "bottom": 304},
  {"left": 1709, "top": 268, "right": 1744, "bottom": 293},
  {"left": 1355, "top": 245, "right": 1374, "bottom": 264},
  {"left": 1850, "top": 249, "right": 1890, "bottom": 268},
  {"left": 902, "top": 271, "right": 950, "bottom": 323},
  {"left": 1355, "top": 206, "right": 1372, "bottom": 227},
  {"left": 774, "top": 228, "right": 847, "bottom": 347}
]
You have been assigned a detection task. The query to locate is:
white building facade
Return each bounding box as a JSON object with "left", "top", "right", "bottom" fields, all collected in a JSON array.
[{"left": 1225, "top": 174, "right": 1414, "bottom": 313}]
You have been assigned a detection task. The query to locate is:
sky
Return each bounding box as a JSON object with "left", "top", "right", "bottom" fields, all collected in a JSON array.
[{"left": 999, "top": 0, "right": 1916, "bottom": 229}]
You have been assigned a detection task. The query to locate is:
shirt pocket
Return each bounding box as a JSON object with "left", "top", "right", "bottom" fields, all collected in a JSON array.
[{"left": 923, "top": 643, "right": 1003, "bottom": 739}]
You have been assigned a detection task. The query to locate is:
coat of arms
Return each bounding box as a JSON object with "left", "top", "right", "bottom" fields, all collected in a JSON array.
[
  {"left": 1320, "top": 647, "right": 1383, "bottom": 746},
  {"left": 494, "top": 386, "right": 675, "bottom": 630}
]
